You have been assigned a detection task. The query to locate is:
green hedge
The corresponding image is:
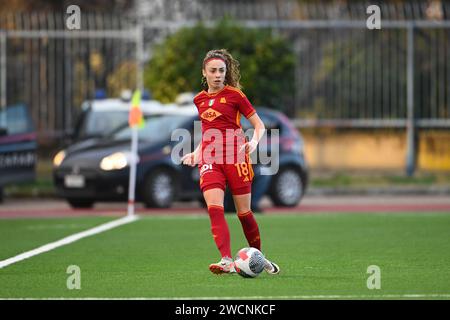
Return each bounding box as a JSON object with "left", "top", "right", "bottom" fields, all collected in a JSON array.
[{"left": 145, "top": 18, "right": 295, "bottom": 111}]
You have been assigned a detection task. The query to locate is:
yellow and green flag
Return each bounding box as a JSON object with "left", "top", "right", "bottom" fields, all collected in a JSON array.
[{"left": 128, "top": 90, "right": 145, "bottom": 128}]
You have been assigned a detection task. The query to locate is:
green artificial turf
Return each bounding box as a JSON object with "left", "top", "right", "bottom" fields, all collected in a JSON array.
[{"left": 0, "top": 213, "right": 450, "bottom": 299}]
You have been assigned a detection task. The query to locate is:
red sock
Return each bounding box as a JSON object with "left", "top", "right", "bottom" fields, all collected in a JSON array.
[
  {"left": 207, "top": 205, "right": 231, "bottom": 258},
  {"left": 238, "top": 210, "right": 261, "bottom": 250}
]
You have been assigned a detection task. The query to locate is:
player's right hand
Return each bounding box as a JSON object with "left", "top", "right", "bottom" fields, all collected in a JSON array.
[{"left": 181, "top": 152, "right": 197, "bottom": 167}]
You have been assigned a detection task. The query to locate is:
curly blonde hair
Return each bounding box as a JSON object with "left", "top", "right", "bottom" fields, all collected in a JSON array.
[{"left": 202, "top": 49, "right": 242, "bottom": 90}]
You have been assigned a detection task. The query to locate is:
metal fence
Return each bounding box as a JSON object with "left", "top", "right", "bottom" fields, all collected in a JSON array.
[
  {"left": 135, "top": 0, "right": 450, "bottom": 21},
  {"left": 272, "top": 21, "right": 450, "bottom": 127},
  {"left": 0, "top": 12, "right": 141, "bottom": 143},
  {"left": 136, "top": 1, "right": 450, "bottom": 128}
]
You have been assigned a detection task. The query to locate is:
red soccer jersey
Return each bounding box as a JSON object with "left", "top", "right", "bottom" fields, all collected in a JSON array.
[{"left": 193, "top": 85, "right": 256, "bottom": 164}]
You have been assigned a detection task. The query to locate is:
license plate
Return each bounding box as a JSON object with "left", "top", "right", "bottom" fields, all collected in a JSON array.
[{"left": 64, "top": 175, "right": 85, "bottom": 188}]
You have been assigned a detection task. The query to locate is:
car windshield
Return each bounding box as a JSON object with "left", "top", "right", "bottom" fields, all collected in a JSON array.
[
  {"left": 81, "top": 110, "right": 129, "bottom": 138},
  {"left": 110, "top": 114, "right": 191, "bottom": 142},
  {"left": 0, "top": 104, "right": 34, "bottom": 135},
  {"left": 240, "top": 111, "right": 280, "bottom": 132}
]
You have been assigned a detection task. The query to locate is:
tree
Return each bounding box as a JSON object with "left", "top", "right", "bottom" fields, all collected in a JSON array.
[{"left": 144, "top": 18, "right": 295, "bottom": 111}]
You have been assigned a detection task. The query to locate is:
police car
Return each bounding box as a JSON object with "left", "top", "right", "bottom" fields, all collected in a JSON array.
[
  {"left": 66, "top": 90, "right": 179, "bottom": 143},
  {"left": 0, "top": 104, "right": 37, "bottom": 202}
]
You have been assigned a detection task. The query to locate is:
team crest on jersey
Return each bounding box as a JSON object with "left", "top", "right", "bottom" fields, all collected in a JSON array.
[
  {"left": 201, "top": 108, "right": 222, "bottom": 122},
  {"left": 208, "top": 99, "right": 215, "bottom": 106},
  {"left": 220, "top": 97, "right": 226, "bottom": 103}
]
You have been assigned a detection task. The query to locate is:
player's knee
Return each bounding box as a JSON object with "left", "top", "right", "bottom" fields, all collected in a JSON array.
[
  {"left": 232, "top": 194, "right": 251, "bottom": 214},
  {"left": 203, "top": 187, "right": 225, "bottom": 207},
  {"left": 236, "top": 206, "right": 251, "bottom": 215}
]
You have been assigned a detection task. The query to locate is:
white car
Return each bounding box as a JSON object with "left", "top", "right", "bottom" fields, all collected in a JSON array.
[{"left": 68, "top": 92, "right": 199, "bottom": 142}]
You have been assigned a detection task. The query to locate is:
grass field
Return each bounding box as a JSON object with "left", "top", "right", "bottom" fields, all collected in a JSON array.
[{"left": 0, "top": 213, "right": 450, "bottom": 299}]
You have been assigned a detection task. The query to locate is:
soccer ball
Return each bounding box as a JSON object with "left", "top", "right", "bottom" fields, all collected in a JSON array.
[{"left": 234, "top": 247, "right": 266, "bottom": 278}]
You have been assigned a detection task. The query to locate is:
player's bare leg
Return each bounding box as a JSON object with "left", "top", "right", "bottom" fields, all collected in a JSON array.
[
  {"left": 233, "top": 193, "right": 251, "bottom": 213},
  {"left": 203, "top": 188, "right": 225, "bottom": 207}
]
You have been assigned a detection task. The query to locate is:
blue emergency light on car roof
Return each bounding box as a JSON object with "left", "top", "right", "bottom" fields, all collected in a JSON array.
[
  {"left": 94, "top": 89, "right": 107, "bottom": 100},
  {"left": 142, "top": 89, "right": 152, "bottom": 100},
  {"left": 94, "top": 88, "right": 152, "bottom": 101}
]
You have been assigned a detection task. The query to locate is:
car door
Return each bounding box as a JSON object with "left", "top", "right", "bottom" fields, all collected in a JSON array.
[
  {"left": 0, "top": 104, "right": 37, "bottom": 189},
  {"left": 240, "top": 110, "right": 281, "bottom": 166},
  {"left": 177, "top": 118, "right": 202, "bottom": 199}
]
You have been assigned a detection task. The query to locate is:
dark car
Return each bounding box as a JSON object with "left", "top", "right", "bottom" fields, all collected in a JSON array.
[
  {"left": 53, "top": 112, "right": 196, "bottom": 208},
  {"left": 53, "top": 107, "right": 308, "bottom": 210},
  {"left": 225, "top": 108, "right": 308, "bottom": 211},
  {"left": 0, "top": 104, "right": 37, "bottom": 202}
]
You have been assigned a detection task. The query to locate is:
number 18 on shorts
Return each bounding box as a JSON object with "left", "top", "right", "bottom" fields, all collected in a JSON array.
[{"left": 199, "top": 159, "right": 254, "bottom": 195}]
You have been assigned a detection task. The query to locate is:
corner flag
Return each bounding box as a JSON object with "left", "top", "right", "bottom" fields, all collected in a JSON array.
[
  {"left": 127, "top": 89, "right": 142, "bottom": 217},
  {"left": 128, "top": 90, "right": 145, "bottom": 128}
]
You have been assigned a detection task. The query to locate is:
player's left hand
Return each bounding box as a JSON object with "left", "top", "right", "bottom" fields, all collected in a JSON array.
[{"left": 239, "top": 139, "right": 258, "bottom": 154}]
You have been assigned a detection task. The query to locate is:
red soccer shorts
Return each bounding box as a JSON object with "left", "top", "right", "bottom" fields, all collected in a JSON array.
[{"left": 198, "top": 154, "right": 254, "bottom": 195}]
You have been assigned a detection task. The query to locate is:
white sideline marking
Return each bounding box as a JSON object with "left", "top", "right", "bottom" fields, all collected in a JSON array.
[
  {"left": 0, "top": 215, "right": 139, "bottom": 269},
  {"left": 1, "top": 294, "right": 450, "bottom": 300}
]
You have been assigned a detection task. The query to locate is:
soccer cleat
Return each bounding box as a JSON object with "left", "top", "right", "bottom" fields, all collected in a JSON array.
[
  {"left": 209, "top": 257, "right": 236, "bottom": 275},
  {"left": 264, "top": 259, "right": 280, "bottom": 275}
]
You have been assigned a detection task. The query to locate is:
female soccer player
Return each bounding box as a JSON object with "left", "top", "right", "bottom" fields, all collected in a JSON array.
[{"left": 181, "top": 49, "right": 280, "bottom": 275}]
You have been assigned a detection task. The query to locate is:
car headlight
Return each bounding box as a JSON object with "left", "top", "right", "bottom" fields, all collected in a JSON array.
[
  {"left": 162, "top": 145, "right": 172, "bottom": 155},
  {"left": 53, "top": 150, "right": 66, "bottom": 167},
  {"left": 100, "top": 152, "right": 130, "bottom": 171}
]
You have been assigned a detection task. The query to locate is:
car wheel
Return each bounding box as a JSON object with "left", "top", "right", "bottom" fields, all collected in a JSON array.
[
  {"left": 142, "top": 168, "right": 177, "bottom": 208},
  {"left": 269, "top": 167, "right": 304, "bottom": 207},
  {"left": 67, "top": 198, "right": 95, "bottom": 209}
]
